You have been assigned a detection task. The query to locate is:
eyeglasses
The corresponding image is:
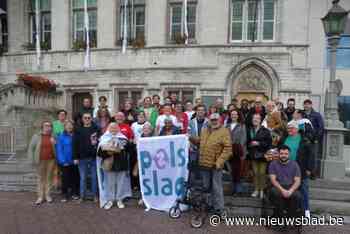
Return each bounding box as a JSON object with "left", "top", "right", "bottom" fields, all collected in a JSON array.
[{"left": 83, "top": 117, "right": 92, "bottom": 120}]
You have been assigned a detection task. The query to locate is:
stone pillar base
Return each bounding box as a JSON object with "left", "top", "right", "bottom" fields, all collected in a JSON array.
[
  {"left": 322, "top": 127, "right": 347, "bottom": 179},
  {"left": 320, "top": 159, "right": 346, "bottom": 179}
]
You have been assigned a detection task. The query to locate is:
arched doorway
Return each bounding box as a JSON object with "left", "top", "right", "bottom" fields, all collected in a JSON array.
[{"left": 226, "top": 57, "right": 279, "bottom": 105}]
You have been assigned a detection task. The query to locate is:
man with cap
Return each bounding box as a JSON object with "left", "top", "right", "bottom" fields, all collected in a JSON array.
[
  {"left": 198, "top": 113, "right": 232, "bottom": 215},
  {"left": 281, "top": 120, "right": 315, "bottom": 218}
]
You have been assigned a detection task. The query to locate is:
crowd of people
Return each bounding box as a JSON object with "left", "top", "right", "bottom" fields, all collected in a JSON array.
[{"left": 27, "top": 93, "right": 324, "bottom": 219}]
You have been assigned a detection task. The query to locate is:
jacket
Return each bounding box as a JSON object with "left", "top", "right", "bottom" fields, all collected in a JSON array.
[
  {"left": 199, "top": 126, "right": 232, "bottom": 169},
  {"left": 138, "top": 106, "right": 159, "bottom": 129},
  {"left": 73, "top": 124, "right": 100, "bottom": 160},
  {"left": 56, "top": 132, "right": 74, "bottom": 166},
  {"left": 188, "top": 118, "right": 209, "bottom": 153},
  {"left": 247, "top": 126, "right": 272, "bottom": 161},
  {"left": 27, "top": 133, "right": 56, "bottom": 165},
  {"left": 263, "top": 111, "right": 284, "bottom": 130},
  {"left": 304, "top": 109, "right": 324, "bottom": 142},
  {"left": 227, "top": 123, "right": 247, "bottom": 158}
]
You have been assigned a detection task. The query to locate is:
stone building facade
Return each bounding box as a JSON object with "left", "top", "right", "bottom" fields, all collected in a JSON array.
[{"left": 0, "top": 0, "right": 349, "bottom": 117}]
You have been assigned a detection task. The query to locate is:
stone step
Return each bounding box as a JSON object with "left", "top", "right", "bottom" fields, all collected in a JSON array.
[
  {"left": 309, "top": 178, "right": 350, "bottom": 191},
  {"left": 310, "top": 199, "right": 350, "bottom": 216},
  {"left": 310, "top": 188, "right": 350, "bottom": 202}
]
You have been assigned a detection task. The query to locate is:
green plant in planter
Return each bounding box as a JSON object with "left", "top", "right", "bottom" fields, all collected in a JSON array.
[
  {"left": 72, "top": 40, "right": 86, "bottom": 51},
  {"left": 72, "top": 39, "right": 97, "bottom": 51},
  {"left": 22, "top": 41, "right": 51, "bottom": 51},
  {"left": 40, "top": 41, "right": 51, "bottom": 51},
  {"left": 174, "top": 32, "right": 187, "bottom": 45},
  {"left": 131, "top": 36, "right": 145, "bottom": 49}
]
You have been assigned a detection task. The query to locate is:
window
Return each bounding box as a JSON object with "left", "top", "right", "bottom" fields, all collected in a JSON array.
[
  {"left": 338, "top": 96, "right": 350, "bottom": 145},
  {"left": 29, "top": 0, "right": 51, "bottom": 49},
  {"left": 327, "top": 20, "right": 350, "bottom": 69},
  {"left": 169, "top": 2, "right": 197, "bottom": 43},
  {"left": 72, "top": 0, "right": 97, "bottom": 48},
  {"left": 202, "top": 96, "right": 224, "bottom": 108},
  {"left": 119, "top": 0, "right": 146, "bottom": 44},
  {"left": 165, "top": 89, "right": 194, "bottom": 103},
  {"left": 0, "top": 1, "right": 7, "bottom": 52},
  {"left": 117, "top": 90, "right": 142, "bottom": 110},
  {"left": 230, "top": 0, "right": 276, "bottom": 42}
]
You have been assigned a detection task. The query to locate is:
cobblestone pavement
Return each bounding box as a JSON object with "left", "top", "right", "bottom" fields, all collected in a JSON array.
[{"left": 0, "top": 192, "right": 349, "bottom": 234}]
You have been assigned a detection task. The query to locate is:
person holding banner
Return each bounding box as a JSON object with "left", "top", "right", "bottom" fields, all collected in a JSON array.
[
  {"left": 188, "top": 104, "right": 208, "bottom": 163},
  {"left": 155, "top": 104, "right": 178, "bottom": 135},
  {"left": 97, "top": 123, "right": 132, "bottom": 210},
  {"left": 198, "top": 113, "right": 232, "bottom": 215},
  {"left": 159, "top": 118, "right": 181, "bottom": 136}
]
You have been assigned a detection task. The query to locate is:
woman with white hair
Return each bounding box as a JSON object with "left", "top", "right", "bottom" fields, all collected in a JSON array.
[{"left": 97, "top": 123, "right": 132, "bottom": 210}]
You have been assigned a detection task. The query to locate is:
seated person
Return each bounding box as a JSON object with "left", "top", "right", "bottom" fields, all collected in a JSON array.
[{"left": 268, "top": 145, "right": 302, "bottom": 218}]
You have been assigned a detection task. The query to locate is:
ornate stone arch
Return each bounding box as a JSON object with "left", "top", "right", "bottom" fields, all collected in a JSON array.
[{"left": 225, "top": 57, "right": 280, "bottom": 102}]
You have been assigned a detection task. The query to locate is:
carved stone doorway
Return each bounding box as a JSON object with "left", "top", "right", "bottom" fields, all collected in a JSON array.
[{"left": 232, "top": 65, "right": 273, "bottom": 105}]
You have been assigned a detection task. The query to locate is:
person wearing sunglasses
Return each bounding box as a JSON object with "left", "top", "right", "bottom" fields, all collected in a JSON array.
[{"left": 73, "top": 112, "right": 100, "bottom": 203}]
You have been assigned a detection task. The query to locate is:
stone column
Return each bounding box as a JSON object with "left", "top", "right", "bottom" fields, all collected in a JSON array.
[
  {"left": 7, "top": 0, "right": 28, "bottom": 52},
  {"left": 321, "top": 36, "right": 347, "bottom": 179},
  {"left": 97, "top": 0, "right": 116, "bottom": 48},
  {"left": 51, "top": 0, "right": 70, "bottom": 50}
]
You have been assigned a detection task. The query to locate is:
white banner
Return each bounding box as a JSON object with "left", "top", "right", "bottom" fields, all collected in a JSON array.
[{"left": 137, "top": 135, "right": 189, "bottom": 211}]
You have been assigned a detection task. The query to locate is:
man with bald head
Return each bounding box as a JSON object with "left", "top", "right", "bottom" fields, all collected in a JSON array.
[{"left": 246, "top": 96, "right": 266, "bottom": 128}]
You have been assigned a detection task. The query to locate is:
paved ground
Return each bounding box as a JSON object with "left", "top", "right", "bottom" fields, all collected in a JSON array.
[{"left": 0, "top": 192, "right": 350, "bottom": 234}]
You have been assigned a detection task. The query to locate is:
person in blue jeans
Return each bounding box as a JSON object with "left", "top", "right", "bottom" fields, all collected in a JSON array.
[
  {"left": 73, "top": 112, "right": 100, "bottom": 202},
  {"left": 281, "top": 121, "right": 315, "bottom": 218}
]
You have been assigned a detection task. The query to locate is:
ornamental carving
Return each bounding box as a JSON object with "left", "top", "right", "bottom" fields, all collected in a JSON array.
[
  {"left": 237, "top": 70, "right": 268, "bottom": 91},
  {"left": 329, "top": 135, "right": 340, "bottom": 157}
]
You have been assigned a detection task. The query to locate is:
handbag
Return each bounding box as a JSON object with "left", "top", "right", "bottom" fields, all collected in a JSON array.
[
  {"left": 102, "top": 156, "right": 114, "bottom": 171},
  {"left": 112, "top": 150, "right": 129, "bottom": 172}
]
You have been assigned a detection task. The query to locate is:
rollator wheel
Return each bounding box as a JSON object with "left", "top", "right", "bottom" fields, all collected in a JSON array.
[
  {"left": 190, "top": 214, "right": 204, "bottom": 228},
  {"left": 169, "top": 206, "right": 181, "bottom": 219}
]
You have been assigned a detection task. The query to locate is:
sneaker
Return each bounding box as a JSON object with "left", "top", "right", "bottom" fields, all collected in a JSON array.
[
  {"left": 104, "top": 201, "right": 113, "bottom": 210},
  {"left": 78, "top": 198, "right": 84, "bottom": 203},
  {"left": 93, "top": 196, "right": 99, "bottom": 203},
  {"left": 61, "top": 198, "right": 68, "bottom": 203},
  {"left": 46, "top": 196, "right": 53, "bottom": 203},
  {"left": 251, "top": 190, "right": 259, "bottom": 198},
  {"left": 35, "top": 198, "right": 43, "bottom": 205},
  {"left": 259, "top": 190, "right": 264, "bottom": 199},
  {"left": 305, "top": 210, "right": 311, "bottom": 219},
  {"left": 72, "top": 195, "right": 79, "bottom": 200},
  {"left": 138, "top": 199, "right": 144, "bottom": 206},
  {"left": 117, "top": 200, "right": 125, "bottom": 209}
]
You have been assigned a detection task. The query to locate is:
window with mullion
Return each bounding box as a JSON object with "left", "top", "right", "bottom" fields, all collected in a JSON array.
[
  {"left": 263, "top": 0, "right": 275, "bottom": 40},
  {"left": 231, "top": 0, "right": 244, "bottom": 41},
  {"left": 231, "top": 0, "right": 276, "bottom": 42},
  {"left": 169, "top": 2, "right": 197, "bottom": 43},
  {"left": 119, "top": 2, "right": 146, "bottom": 44},
  {"left": 29, "top": 0, "right": 51, "bottom": 49},
  {"left": 247, "top": 0, "right": 259, "bottom": 41},
  {"left": 72, "top": 0, "right": 97, "bottom": 48}
]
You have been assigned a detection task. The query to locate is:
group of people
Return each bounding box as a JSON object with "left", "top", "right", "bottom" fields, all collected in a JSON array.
[{"left": 27, "top": 92, "right": 324, "bottom": 219}]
